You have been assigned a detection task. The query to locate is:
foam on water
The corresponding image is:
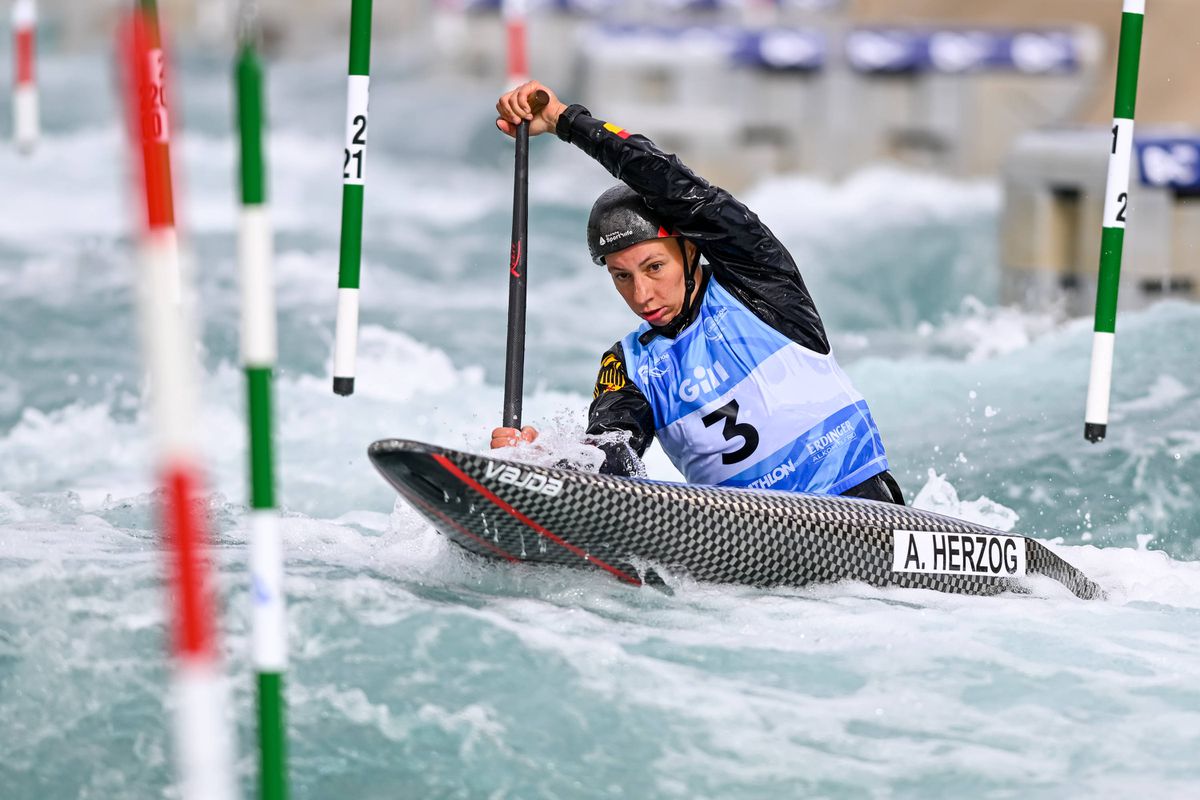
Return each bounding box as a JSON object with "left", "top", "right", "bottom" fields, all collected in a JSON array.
[{"left": 2, "top": 50, "right": 1200, "bottom": 798}]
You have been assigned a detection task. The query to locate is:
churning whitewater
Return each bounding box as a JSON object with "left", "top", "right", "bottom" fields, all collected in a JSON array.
[{"left": 2, "top": 51, "right": 1200, "bottom": 798}]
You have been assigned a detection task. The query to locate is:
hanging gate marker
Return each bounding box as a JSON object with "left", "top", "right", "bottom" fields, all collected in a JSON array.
[
  {"left": 11, "top": 0, "right": 39, "bottom": 153},
  {"left": 120, "top": 5, "right": 238, "bottom": 800},
  {"left": 1084, "top": 0, "right": 1145, "bottom": 443},
  {"left": 503, "top": 0, "right": 528, "bottom": 89},
  {"left": 332, "top": 0, "right": 374, "bottom": 397},
  {"left": 235, "top": 23, "right": 290, "bottom": 800}
]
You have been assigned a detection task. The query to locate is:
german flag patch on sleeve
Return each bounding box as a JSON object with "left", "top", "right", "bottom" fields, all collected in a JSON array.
[
  {"left": 603, "top": 122, "right": 631, "bottom": 140},
  {"left": 593, "top": 352, "right": 628, "bottom": 398}
]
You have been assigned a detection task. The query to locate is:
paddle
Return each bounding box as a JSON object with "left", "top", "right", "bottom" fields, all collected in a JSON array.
[{"left": 502, "top": 89, "right": 549, "bottom": 429}]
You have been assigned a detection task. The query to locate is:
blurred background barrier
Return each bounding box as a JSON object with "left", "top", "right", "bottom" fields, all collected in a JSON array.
[
  {"left": 7, "top": 0, "right": 1198, "bottom": 310},
  {"left": 1003, "top": 129, "right": 1200, "bottom": 315}
]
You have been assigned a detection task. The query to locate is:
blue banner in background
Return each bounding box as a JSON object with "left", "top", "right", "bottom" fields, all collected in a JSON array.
[
  {"left": 845, "top": 29, "right": 1077, "bottom": 74},
  {"left": 585, "top": 25, "right": 826, "bottom": 71},
  {"left": 843, "top": 29, "right": 926, "bottom": 73},
  {"left": 586, "top": 25, "right": 828, "bottom": 71},
  {"left": 1135, "top": 138, "right": 1200, "bottom": 191},
  {"left": 582, "top": 25, "right": 1075, "bottom": 74},
  {"left": 465, "top": 3, "right": 1079, "bottom": 77},
  {"left": 733, "top": 29, "right": 826, "bottom": 71},
  {"left": 585, "top": 24, "right": 747, "bottom": 63}
]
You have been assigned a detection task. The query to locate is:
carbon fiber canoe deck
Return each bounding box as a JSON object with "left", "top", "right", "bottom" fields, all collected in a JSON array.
[{"left": 368, "top": 439, "right": 1103, "bottom": 600}]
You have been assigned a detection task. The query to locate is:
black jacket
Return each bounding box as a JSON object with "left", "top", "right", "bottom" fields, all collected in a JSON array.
[{"left": 557, "top": 106, "right": 830, "bottom": 475}]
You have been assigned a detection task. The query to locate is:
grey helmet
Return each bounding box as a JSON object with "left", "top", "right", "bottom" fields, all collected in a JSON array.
[{"left": 586, "top": 185, "right": 674, "bottom": 265}]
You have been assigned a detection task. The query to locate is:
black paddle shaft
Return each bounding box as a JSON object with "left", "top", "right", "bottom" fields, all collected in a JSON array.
[{"left": 502, "top": 90, "right": 549, "bottom": 429}]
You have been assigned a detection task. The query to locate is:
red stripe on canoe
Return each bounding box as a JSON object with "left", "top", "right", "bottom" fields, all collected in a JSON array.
[{"left": 432, "top": 453, "right": 641, "bottom": 586}]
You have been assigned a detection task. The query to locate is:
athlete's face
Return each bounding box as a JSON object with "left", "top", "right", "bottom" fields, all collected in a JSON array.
[{"left": 605, "top": 239, "right": 692, "bottom": 327}]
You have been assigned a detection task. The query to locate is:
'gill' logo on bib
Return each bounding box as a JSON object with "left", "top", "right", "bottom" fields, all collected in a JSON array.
[{"left": 679, "top": 362, "right": 730, "bottom": 402}]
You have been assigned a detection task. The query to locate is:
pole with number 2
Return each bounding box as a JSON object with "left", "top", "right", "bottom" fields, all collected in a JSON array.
[
  {"left": 1084, "top": 0, "right": 1145, "bottom": 443},
  {"left": 121, "top": 4, "right": 237, "bottom": 798},
  {"left": 333, "top": 0, "right": 374, "bottom": 396}
]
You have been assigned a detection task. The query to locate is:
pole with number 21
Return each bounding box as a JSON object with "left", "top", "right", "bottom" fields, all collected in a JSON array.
[{"left": 332, "top": 0, "right": 374, "bottom": 396}]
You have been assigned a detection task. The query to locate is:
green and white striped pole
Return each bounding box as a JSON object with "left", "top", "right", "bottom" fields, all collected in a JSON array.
[
  {"left": 332, "top": 0, "right": 373, "bottom": 397},
  {"left": 235, "top": 24, "right": 289, "bottom": 800},
  {"left": 1085, "top": 0, "right": 1145, "bottom": 443}
]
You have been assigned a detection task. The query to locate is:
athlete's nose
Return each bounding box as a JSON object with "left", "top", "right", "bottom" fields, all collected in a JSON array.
[{"left": 631, "top": 274, "right": 655, "bottom": 307}]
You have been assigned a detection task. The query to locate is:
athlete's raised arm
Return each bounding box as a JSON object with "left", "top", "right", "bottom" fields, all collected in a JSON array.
[
  {"left": 495, "top": 80, "right": 829, "bottom": 355},
  {"left": 496, "top": 81, "right": 784, "bottom": 270}
]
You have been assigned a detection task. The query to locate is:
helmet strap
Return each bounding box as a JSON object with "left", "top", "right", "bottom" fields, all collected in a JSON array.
[
  {"left": 679, "top": 238, "right": 699, "bottom": 308},
  {"left": 638, "top": 239, "right": 704, "bottom": 344}
]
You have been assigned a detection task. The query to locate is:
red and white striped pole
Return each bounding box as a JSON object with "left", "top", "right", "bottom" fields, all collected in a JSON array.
[
  {"left": 11, "top": 0, "right": 38, "bottom": 154},
  {"left": 502, "top": 0, "right": 528, "bottom": 89},
  {"left": 120, "top": 7, "right": 238, "bottom": 800}
]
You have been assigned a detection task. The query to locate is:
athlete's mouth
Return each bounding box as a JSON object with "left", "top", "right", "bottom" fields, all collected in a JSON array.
[{"left": 641, "top": 307, "right": 668, "bottom": 323}]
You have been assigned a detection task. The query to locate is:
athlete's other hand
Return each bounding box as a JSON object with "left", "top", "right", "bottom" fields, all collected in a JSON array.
[
  {"left": 495, "top": 81, "right": 567, "bottom": 138},
  {"left": 490, "top": 426, "right": 539, "bottom": 449}
]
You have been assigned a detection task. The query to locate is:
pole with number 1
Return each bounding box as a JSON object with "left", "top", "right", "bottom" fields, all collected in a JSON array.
[
  {"left": 1084, "top": 0, "right": 1145, "bottom": 443},
  {"left": 332, "top": 0, "right": 373, "bottom": 396}
]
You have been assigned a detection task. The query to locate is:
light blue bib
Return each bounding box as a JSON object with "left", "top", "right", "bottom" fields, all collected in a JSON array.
[{"left": 622, "top": 279, "right": 888, "bottom": 495}]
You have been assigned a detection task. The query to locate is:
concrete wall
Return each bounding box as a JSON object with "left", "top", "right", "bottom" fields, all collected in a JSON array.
[{"left": 1001, "top": 129, "right": 1200, "bottom": 312}]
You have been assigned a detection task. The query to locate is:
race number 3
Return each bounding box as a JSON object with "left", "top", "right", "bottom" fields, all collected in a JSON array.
[
  {"left": 701, "top": 399, "right": 760, "bottom": 465},
  {"left": 343, "top": 75, "right": 370, "bottom": 185}
]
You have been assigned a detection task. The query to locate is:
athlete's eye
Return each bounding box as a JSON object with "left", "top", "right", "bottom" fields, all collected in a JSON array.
[
  {"left": 613, "top": 272, "right": 629, "bottom": 282},
  {"left": 648, "top": 262, "right": 663, "bottom": 272}
]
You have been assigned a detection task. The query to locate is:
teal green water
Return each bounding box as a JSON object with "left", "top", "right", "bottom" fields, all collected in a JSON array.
[{"left": 1, "top": 51, "right": 1199, "bottom": 798}]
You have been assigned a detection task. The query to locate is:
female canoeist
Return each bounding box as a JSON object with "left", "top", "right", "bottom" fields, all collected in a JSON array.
[{"left": 490, "top": 80, "right": 903, "bottom": 505}]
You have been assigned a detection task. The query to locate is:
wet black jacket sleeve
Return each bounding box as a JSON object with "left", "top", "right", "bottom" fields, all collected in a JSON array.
[{"left": 557, "top": 105, "right": 830, "bottom": 355}]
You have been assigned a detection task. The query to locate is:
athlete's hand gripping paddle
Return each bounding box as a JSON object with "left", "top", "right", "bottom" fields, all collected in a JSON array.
[{"left": 502, "top": 89, "right": 549, "bottom": 429}]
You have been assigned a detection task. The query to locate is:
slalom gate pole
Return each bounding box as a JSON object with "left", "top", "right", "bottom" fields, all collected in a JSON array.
[
  {"left": 502, "top": 0, "right": 528, "bottom": 88},
  {"left": 1084, "top": 0, "right": 1145, "bottom": 443},
  {"left": 332, "top": 0, "right": 374, "bottom": 397},
  {"left": 501, "top": 89, "right": 548, "bottom": 429},
  {"left": 235, "top": 12, "right": 289, "bottom": 799},
  {"left": 129, "top": 0, "right": 181, "bottom": 301},
  {"left": 120, "top": 7, "right": 238, "bottom": 800},
  {"left": 11, "top": 0, "right": 38, "bottom": 153}
]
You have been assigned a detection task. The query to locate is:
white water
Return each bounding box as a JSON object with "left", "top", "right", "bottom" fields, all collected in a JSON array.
[{"left": 2, "top": 50, "right": 1199, "bottom": 798}]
